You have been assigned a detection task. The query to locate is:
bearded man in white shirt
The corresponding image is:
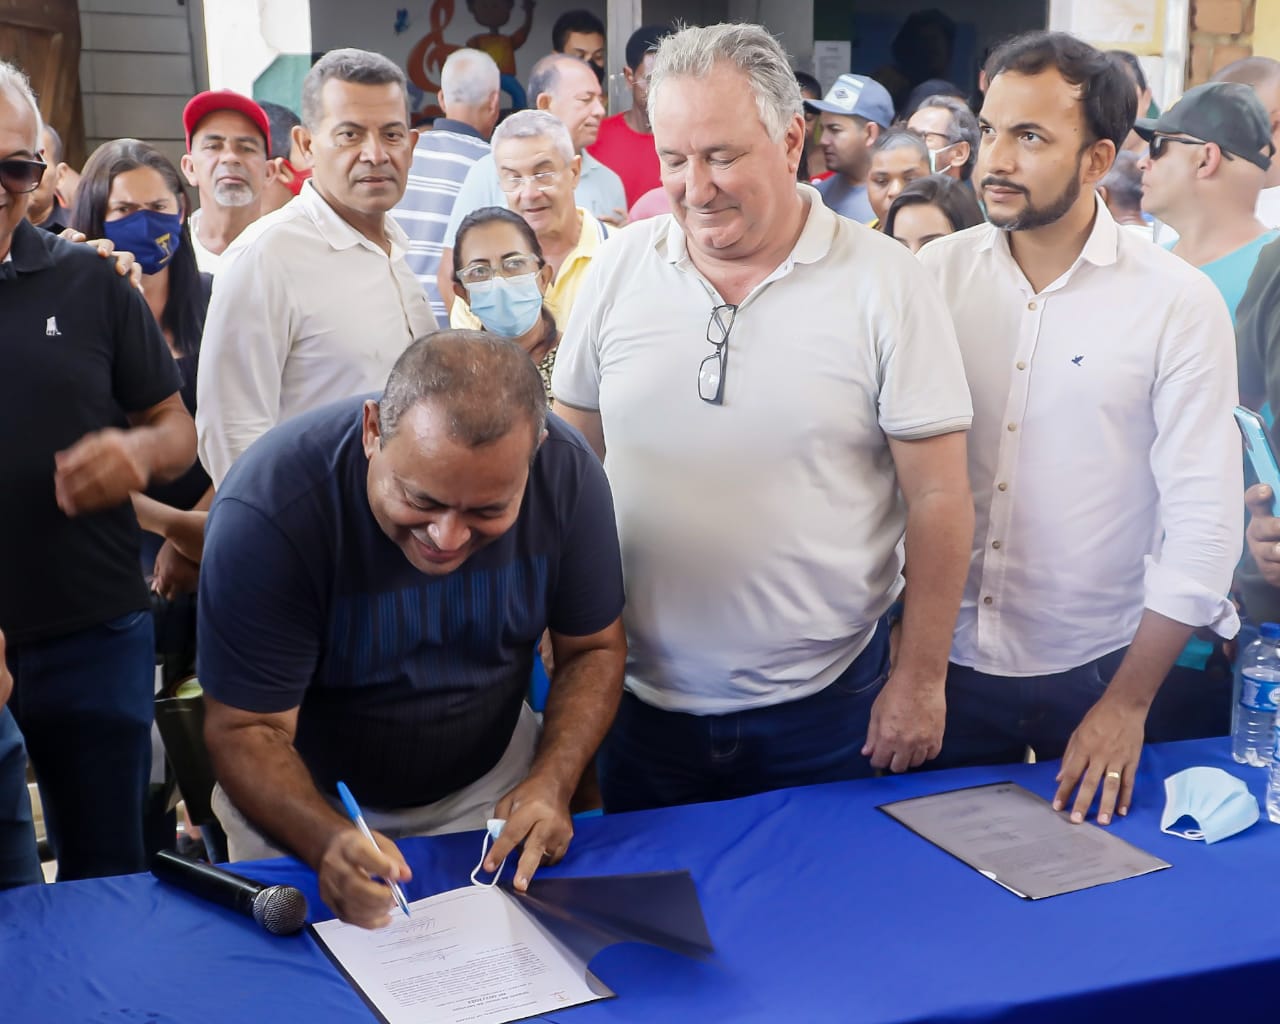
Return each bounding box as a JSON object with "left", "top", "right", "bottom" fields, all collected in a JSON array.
[{"left": 919, "top": 31, "right": 1241, "bottom": 827}]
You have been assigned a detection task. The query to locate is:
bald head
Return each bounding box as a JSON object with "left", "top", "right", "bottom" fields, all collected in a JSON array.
[
  {"left": 1214, "top": 57, "right": 1280, "bottom": 187},
  {"left": 377, "top": 331, "right": 548, "bottom": 451}
]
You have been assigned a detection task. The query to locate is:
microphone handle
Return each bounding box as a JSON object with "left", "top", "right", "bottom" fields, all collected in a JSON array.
[{"left": 152, "top": 849, "right": 265, "bottom": 918}]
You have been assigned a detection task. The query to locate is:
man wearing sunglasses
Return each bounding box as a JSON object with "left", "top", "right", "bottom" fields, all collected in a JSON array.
[
  {"left": 0, "top": 60, "right": 197, "bottom": 881},
  {"left": 1137, "top": 82, "right": 1277, "bottom": 322}
]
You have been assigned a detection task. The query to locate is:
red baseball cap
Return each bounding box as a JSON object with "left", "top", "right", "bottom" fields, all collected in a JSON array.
[{"left": 182, "top": 90, "right": 271, "bottom": 151}]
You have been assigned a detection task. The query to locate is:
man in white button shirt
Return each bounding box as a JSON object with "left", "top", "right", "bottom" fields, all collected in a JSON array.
[
  {"left": 919, "top": 31, "right": 1241, "bottom": 826},
  {"left": 553, "top": 23, "right": 975, "bottom": 812},
  {"left": 197, "top": 49, "right": 437, "bottom": 486}
]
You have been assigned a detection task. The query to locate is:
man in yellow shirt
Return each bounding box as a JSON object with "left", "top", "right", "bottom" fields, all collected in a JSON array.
[{"left": 450, "top": 110, "right": 608, "bottom": 389}]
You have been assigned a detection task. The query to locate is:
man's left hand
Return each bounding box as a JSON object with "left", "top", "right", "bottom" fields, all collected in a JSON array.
[
  {"left": 483, "top": 774, "right": 573, "bottom": 892},
  {"left": 862, "top": 672, "right": 945, "bottom": 773},
  {"left": 58, "top": 230, "right": 142, "bottom": 289},
  {"left": 1052, "top": 695, "right": 1145, "bottom": 825},
  {"left": 152, "top": 539, "right": 200, "bottom": 599},
  {"left": 54, "top": 428, "right": 149, "bottom": 516}
]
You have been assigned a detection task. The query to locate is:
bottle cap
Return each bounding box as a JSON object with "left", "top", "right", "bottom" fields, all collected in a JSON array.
[{"left": 1262, "top": 622, "right": 1280, "bottom": 640}]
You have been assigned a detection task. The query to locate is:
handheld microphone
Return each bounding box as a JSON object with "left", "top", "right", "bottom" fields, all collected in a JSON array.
[{"left": 152, "top": 850, "right": 309, "bottom": 935}]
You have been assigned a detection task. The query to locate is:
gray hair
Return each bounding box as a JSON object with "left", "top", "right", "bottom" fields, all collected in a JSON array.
[
  {"left": 527, "top": 52, "right": 591, "bottom": 106},
  {"left": 0, "top": 60, "right": 43, "bottom": 150},
  {"left": 1099, "top": 149, "right": 1143, "bottom": 211},
  {"left": 378, "top": 332, "right": 548, "bottom": 449},
  {"left": 301, "top": 48, "right": 409, "bottom": 130},
  {"left": 648, "top": 23, "right": 802, "bottom": 142},
  {"left": 441, "top": 48, "right": 500, "bottom": 107},
  {"left": 492, "top": 110, "right": 574, "bottom": 165},
  {"left": 916, "top": 94, "right": 979, "bottom": 172},
  {"left": 872, "top": 125, "right": 931, "bottom": 162}
]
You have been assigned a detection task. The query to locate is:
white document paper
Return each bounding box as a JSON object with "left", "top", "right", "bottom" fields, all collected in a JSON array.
[{"left": 311, "top": 886, "right": 613, "bottom": 1024}]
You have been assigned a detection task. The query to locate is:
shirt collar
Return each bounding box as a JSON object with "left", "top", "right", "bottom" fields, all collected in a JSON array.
[
  {"left": 580, "top": 151, "right": 606, "bottom": 179},
  {"left": 298, "top": 179, "right": 409, "bottom": 257},
  {"left": 431, "top": 118, "right": 485, "bottom": 141},
  {"left": 4, "top": 219, "right": 54, "bottom": 274},
  {"left": 658, "top": 182, "right": 836, "bottom": 269},
  {"left": 559, "top": 208, "right": 607, "bottom": 274},
  {"left": 979, "top": 192, "right": 1120, "bottom": 286}
]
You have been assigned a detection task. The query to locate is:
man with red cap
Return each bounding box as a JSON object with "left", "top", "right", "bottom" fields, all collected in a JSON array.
[{"left": 180, "top": 89, "right": 275, "bottom": 273}]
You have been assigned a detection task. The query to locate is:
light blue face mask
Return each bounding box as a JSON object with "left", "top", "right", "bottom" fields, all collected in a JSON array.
[
  {"left": 1161, "top": 766, "right": 1259, "bottom": 844},
  {"left": 468, "top": 273, "right": 544, "bottom": 338}
]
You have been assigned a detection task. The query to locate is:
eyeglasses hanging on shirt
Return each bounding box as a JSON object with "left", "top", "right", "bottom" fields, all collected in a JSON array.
[{"left": 698, "top": 303, "right": 738, "bottom": 406}]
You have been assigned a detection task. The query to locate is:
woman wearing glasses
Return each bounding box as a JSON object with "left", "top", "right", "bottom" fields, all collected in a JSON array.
[
  {"left": 449, "top": 111, "right": 610, "bottom": 396},
  {"left": 451, "top": 206, "right": 560, "bottom": 396}
]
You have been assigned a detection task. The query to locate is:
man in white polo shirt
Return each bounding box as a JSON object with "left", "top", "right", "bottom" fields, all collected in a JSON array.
[
  {"left": 197, "top": 49, "right": 437, "bottom": 486},
  {"left": 919, "top": 32, "right": 1240, "bottom": 826},
  {"left": 552, "top": 23, "right": 975, "bottom": 812}
]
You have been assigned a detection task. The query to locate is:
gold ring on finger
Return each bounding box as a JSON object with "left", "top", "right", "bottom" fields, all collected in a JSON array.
[{"left": 1105, "top": 770, "right": 1122, "bottom": 781}]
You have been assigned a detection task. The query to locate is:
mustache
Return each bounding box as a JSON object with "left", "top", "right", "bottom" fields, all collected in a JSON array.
[{"left": 981, "top": 176, "right": 1028, "bottom": 195}]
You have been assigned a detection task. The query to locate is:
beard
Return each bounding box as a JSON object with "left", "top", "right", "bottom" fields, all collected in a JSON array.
[
  {"left": 212, "top": 179, "right": 256, "bottom": 207},
  {"left": 982, "top": 154, "right": 1084, "bottom": 232}
]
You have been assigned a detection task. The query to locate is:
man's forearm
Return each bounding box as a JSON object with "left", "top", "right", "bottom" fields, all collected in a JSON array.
[
  {"left": 209, "top": 725, "right": 352, "bottom": 867},
  {"left": 895, "top": 488, "right": 973, "bottom": 684},
  {"left": 131, "top": 404, "right": 197, "bottom": 485},
  {"left": 530, "top": 648, "right": 624, "bottom": 799},
  {"left": 1103, "top": 609, "right": 1194, "bottom": 711}
]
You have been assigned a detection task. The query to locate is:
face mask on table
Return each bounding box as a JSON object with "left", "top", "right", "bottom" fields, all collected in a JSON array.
[{"left": 1161, "top": 766, "right": 1259, "bottom": 844}]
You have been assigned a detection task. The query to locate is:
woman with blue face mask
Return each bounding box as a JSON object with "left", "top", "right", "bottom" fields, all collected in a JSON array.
[{"left": 451, "top": 207, "right": 560, "bottom": 398}]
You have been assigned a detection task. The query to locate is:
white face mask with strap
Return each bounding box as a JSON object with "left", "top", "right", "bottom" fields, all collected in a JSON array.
[{"left": 470, "top": 818, "right": 509, "bottom": 886}]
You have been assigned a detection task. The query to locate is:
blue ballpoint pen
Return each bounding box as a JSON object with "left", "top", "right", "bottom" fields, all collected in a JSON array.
[{"left": 336, "top": 781, "right": 411, "bottom": 918}]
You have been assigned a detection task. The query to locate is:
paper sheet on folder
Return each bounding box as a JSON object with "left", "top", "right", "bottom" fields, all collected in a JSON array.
[
  {"left": 879, "top": 782, "right": 1170, "bottom": 899},
  {"left": 310, "top": 871, "right": 714, "bottom": 1024}
]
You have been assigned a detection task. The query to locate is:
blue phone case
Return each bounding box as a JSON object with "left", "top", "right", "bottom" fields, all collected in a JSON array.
[{"left": 1235, "top": 406, "right": 1280, "bottom": 515}]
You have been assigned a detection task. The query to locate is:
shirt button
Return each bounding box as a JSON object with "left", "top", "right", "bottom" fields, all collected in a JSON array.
[
  {"left": 1027, "top": 301, "right": 1038, "bottom": 311},
  {"left": 997, "top": 482, "right": 1008, "bottom": 491},
  {"left": 992, "top": 540, "right": 1001, "bottom": 550},
  {"left": 1016, "top": 360, "right": 1027, "bottom": 370},
  {"left": 983, "top": 596, "right": 993, "bottom": 606},
  {"left": 1007, "top": 422, "right": 1017, "bottom": 432}
]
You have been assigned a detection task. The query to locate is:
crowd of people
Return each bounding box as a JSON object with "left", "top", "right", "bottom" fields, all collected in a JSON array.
[{"left": 2, "top": 13, "right": 1280, "bottom": 931}]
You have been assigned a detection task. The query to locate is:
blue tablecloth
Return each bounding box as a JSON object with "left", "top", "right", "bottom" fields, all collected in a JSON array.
[{"left": 3, "top": 739, "right": 1277, "bottom": 1022}]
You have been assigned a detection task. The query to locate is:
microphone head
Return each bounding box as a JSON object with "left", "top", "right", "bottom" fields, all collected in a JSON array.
[{"left": 251, "top": 884, "right": 309, "bottom": 935}]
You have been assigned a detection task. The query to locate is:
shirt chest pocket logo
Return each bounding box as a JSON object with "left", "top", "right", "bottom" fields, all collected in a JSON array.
[{"left": 45, "top": 316, "right": 60, "bottom": 336}]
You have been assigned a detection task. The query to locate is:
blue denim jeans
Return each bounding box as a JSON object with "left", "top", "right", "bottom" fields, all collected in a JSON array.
[
  {"left": 598, "top": 621, "right": 890, "bottom": 813},
  {"left": 0, "top": 707, "right": 41, "bottom": 889},
  {"left": 930, "top": 649, "right": 1129, "bottom": 770},
  {"left": 7, "top": 610, "right": 155, "bottom": 880}
]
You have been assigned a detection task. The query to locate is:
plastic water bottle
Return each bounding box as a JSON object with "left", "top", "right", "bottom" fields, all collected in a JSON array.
[
  {"left": 1268, "top": 722, "right": 1280, "bottom": 823},
  {"left": 1233, "top": 622, "right": 1280, "bottom": 766}
]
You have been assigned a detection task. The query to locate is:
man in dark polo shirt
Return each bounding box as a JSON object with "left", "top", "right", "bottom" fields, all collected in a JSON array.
[
  {"left": 199, "top": 332, "right": 626, "bottom": 929},
  {"left": 0, "top": 60, "right": 197, "bottom": 882}
]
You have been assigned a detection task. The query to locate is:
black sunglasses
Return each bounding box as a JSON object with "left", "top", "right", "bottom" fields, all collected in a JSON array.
[
  {"left": 1149, "top": 134, "right": 1233, "bottom": 162},
  {"left": 0, "top": 157, "right": 47, "bottom": 194}
]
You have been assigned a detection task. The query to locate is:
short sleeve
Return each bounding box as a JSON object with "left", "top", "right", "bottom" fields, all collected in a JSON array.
[
  {"left": 109, "top": 271, "right": 182, "bottom": 413},
  {"left": 877, "top": 246, "right": 973, "bottom": 439},
  {"left": 197, "top": 497, "right": 323, "bottom": 713},
  {"left": 1236, "top": 238, "right": 1280, "bottom": 409},
  {"left": 549, "top": 255, "right": 608, "bottom": 411},
  {"left": 443, "top": 156, "right": 501, "bottom": 249},
  {"left": 545, "top": 438, "right": 624, "bottom": 637}
]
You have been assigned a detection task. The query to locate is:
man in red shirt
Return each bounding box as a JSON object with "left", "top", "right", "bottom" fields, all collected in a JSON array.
[{"left": 588, "top": 25, "right": 669, "bottom": 210}]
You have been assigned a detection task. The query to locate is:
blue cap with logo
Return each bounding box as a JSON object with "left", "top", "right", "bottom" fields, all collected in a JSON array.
[{"left": 804, "top": 74, "right": 895, "bottom": 130}]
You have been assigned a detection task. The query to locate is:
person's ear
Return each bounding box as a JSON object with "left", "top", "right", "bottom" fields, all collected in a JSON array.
[
  {"left": 1097, "top": 184, "right": 1112, "bottom": 208},
  {"left": 1082, "top": 138, "right": 1117, "bottom": 186},
  {"left": 537, "top": 261, "right": 553, "bottom": 291},
  {"left": 951, "top": 141, "right": 971, "bottom": 170},
  {"left": 1198, "top": 143, "right": 1223, "bottom": 178},
  {"left": 293, "top": 124, "right": 314, "bottom": 164},
  {"left": 568, "top": 153, "right": 582, "bottom": 189},
  {"left": 361, "top": 400, "right": 383, "bottom": 458},
  {"left": 179, "top": 153, "right": 198, "bottom": 188},
  {"left": 784, "top": 113, "right": 805, "bottom": 176},
  {"left": 535, "top": 93, "right": 553, "bottom": 112},
  {"left": 622, "top": 66, "right": 636, "bottom": 88},
  {"left": 437, "top": 89, "right": 447, "bottom": 110},
  {"left": 866, "top": 122, "right": 882, "bottom": 148},
  {"left": 262, "top": 153, "right": 278, "bottom": 185}
]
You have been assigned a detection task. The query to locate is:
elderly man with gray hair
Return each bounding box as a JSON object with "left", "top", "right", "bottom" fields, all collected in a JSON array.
[
  {"left": 197, "top": 47, "right": 437, "bottom": 487},
  {"left": 553, "top": 23, "right": 976, "bottom": 812},
  {"left": 450, "top": 110, "right": 610, "bottom": 348},
  {"left": 392, "top": 48, "right": 501, "bottom": 321},
  {"left": 907, "top": 93, "right": 980, "bottom": 182},
  {"left": 436, "top": 53, "right": 625, "bottom": 315}
]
